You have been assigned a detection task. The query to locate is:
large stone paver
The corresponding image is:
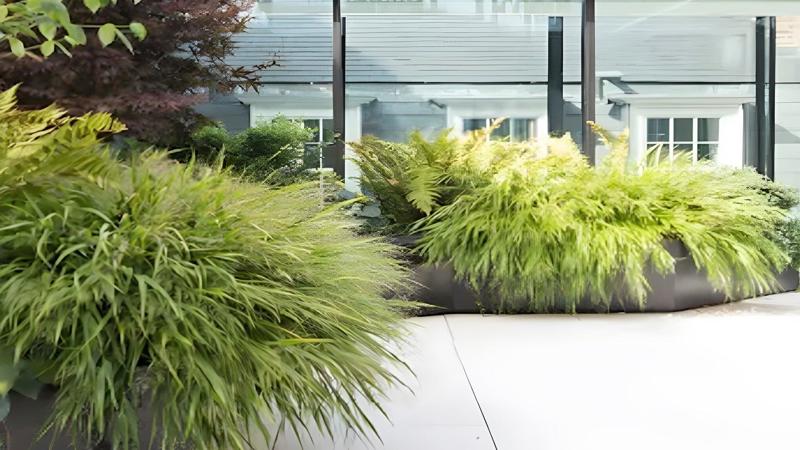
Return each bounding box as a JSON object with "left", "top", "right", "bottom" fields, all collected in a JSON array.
[
  {"left": 447, "top": 293, "right": 800, "bottom": 450},
  {"left": 272, "top": 293, "right": 800, "bottom": 449},
  {"left": 268, "top": 316, "right": 493, "bottom": 450}
]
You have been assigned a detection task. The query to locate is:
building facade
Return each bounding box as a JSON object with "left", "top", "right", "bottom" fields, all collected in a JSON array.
[{"left": 201, "top": 0, "right": 800, "bottom": 193}]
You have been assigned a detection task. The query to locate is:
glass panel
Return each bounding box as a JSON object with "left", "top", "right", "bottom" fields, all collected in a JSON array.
[
  {"left": 303, "top": 119, "right": 321, "bottom": 142},
  {"left": 463, "top": 119, "right": 487, "bottom": 133},
  {"left": 491, "top": 119, "right": 511, "bottom": 140},
  {"left": 698, "top": 144, "right": 719, "bottom": 161},
  {"left": 647, "top": 118, "right": 670, "bottom": 142},
  {"left": 512, "top": 118, "right": 534, "bottom": 142},
  {"left": 595, "top": 5, "right": 766, "bottom": 165},
  {"left": 776, "top": 16, "right": 800, "bottom": 192},
  {"left": 673, "top": 119, "right": 694, "bottom": 142},
  {"left": 322, "top": 119, "right": 334, "bottom": 143},
  {"left": 698, "top": 118, "right": 720, "bottom": 142},
  {"left": 345, "top": 9, "right": 552, "bottom": 145}
]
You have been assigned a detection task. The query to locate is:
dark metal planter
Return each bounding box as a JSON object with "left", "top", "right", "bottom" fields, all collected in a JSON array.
[
  {"left": 3, "top": 387, "right": 162, "bottom": 450},
  {"left": 395, "top": 237, "right": 799, "bottom": 315}
]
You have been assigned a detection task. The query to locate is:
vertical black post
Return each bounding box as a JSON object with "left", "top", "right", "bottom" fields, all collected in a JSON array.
[
  {"left": 331, "top": 1, "right": 346, "bottom": 178},
  {"left": 768, "top": 16, "right": 777, "bottom": 180},
  {"left": 581, "top": 0, "right": 596, "bottom": 163},
  {"left": 756, "top": 16, "right": 777, "bottom": 180},
  {"left": 548, "top": 16, "right": 564, "bottom": 135},
  {"left": 756, "top": 17, "right": 767, "bottom": 174}
]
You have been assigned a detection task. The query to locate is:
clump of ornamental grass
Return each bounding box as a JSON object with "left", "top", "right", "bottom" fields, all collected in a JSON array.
[
  {"left": 414, "top": 127, "right": 790, "bottom": 311},
  {"left": 353, "top": 122, "right": 792, "bottom": 312},
  {"left": 0, "top": 86, "right": 412, "bottom": 449}
]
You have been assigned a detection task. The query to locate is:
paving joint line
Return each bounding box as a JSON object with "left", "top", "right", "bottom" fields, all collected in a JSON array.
[{"left": 443, "top": 315, "right": 499, "bottom": 450}]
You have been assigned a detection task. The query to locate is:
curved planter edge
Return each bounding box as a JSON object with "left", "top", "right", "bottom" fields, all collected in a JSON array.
[{"left": 394, "top": 237, "right": 799, "bottom": 315}]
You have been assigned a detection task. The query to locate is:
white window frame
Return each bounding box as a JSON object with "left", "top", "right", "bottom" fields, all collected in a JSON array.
[
  {"left": 628, "top": 101, "right": 745, "bottom": 168},
  {"left": 462, "top": 117, "right": 540, "bottom": 142},
  {"left": 300, "top": 118, "right": 334, "bottom": 146},
  {"left": 445, "top": 98, "right": 549, "bottom": 142},
  {"left": 645, "top": 117, "right": 721, "bottom": 163}
]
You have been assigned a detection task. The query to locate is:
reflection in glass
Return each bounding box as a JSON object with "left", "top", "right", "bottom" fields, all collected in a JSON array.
[
  {"left": 673, "top": 118, "right": 694, "bottom": 142},
  {"left": 698, "top": 118, "right": 720, "bottom": 142},
  {"left": 647, "top": 119, "right": 669, "bottom": 143}
]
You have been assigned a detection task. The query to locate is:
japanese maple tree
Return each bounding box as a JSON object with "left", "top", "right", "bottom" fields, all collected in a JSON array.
[{"left": 0, "top": 0, "right": 274, "bottom": 146}]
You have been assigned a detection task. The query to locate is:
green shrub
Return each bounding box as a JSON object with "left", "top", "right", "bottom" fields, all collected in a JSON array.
[
  {"left": 227, "top": 116, "right": 313, "bottom": 180},
  {"left": 0, "top": 88, "right": 412, "bottom": 449},
  {"left": 351, "top": 128, "right": 507, "bottom": 229},
  {"left": 355, "top": 123, "right": 793, "bottom": 312},
  {"left": 189, "top": 124, "right": 233, "bottom": 162}
]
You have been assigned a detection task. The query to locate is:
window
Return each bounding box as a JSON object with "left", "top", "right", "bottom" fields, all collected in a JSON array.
[
  {"left": 301, "top": 118, "right": 334, "bottom": 169},
  {"left": 462, "top": 118, "right": 537, "bottom": 142},
  {"left": 646, "top": 117, "right": 720, "bottom": 162},
  {"left": 302, "top": 118, "right": 334, "bottom": 145}
]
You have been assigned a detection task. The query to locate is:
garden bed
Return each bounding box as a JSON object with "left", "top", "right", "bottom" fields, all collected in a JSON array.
[{"left": 395, "top": 237, "right": 799, "bottom": 314}]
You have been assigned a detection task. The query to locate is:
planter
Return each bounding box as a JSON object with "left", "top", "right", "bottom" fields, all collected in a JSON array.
[
  {"left": 3, "top": 387, "right": 162, "bottom": 450},
  {"left": 396, "top": 237, "right": 799, "bottom": 314}
]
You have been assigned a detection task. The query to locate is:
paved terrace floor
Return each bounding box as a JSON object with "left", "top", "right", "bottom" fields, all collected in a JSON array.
[{"left": 268, "top": 293, "right": 800, "bottom": 450}]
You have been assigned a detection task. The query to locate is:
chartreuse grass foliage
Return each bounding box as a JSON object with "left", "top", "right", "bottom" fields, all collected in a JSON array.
[
  {"left": 356, "top": 123, "right": 792, "bottom": 312},
  {"left": 0, "top": 87, "right": 412, "bottom": 449},
  {"left": 417, "top": 127, "right": 789, "bottom": 312},
  {"left": 351, "top": 125, "right": 548, "bottom": 229}
]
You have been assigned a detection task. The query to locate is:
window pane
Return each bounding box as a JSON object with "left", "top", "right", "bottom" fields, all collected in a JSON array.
[
  {"left": 698, "top": 118, "right": 720, "bottom": 142},
  {"left": 674, "top": 118, "right": 694, "bottom": 142},
  {"left": 512, "top": 118, "right": 534, "bottom": 142},
  {"left": 647, "top": 119, "right": 669, "bottom": 142},
  {"left": 322, "top": 119, "right": 334, "bottom": 143},
  {"left": 491, "top": 119, "right": 511, "bottom": 140},
  {"left": 303, "top": 119, "right": 321, "bottom": 142},
  {"left": 464, "top": 118, "right": 487, "bottom": 133},
  {"left": 698, "top": 144, "right": 718, "bottom": 161},
  {"left": 673, "top": 144, "right": 693, "bottom": 161}
]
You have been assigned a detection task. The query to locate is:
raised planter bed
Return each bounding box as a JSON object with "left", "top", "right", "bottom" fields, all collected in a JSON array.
[
  {"left": 3, "top": 388, "right": 161, "bottom": 450},
  {"left": 394, "top": 237, "right": 799, "bottom": 314}
]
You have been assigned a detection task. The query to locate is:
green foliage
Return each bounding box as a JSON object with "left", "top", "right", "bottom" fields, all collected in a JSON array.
[
  {"left": 189, "top": 123, "right": 232, "bottom": 162},
  {"left": 351, "top": 129, "right": 506, "bottom": 230},
  {"left": 355, "top": 124, "right": 793, "bottom": 312},
  {"left": 0, "top": 0, "right": 145, "bottom": 58},
  {"left": 226, "top": 116, "right": 313, "bottom": 180},
  {"left": 0, "top": 88, "right": 412, "bottom": 449},
  {"left": 189, "top": 117, "right": 318, "bottom": 185}
]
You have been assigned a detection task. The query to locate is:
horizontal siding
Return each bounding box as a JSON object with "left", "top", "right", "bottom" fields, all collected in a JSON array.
[
  {"left": 353, "top": 14, "right": 546, "bottom": 83},
  {"left": 230, "top": 14, "right": 759, "bottom": 84},
  {"left": 776, "top": 85, "right": 800, "bottom": 192},
  {"left": 229, "top": 15, "right": 333, "bottom": 83},
  {"left": 564, "top": 16, "right": 756, "bottom": 82}
]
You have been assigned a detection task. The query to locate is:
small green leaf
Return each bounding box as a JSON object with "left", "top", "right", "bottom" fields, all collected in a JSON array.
[
  {"left": 84, "top": 0, "right": 103, "bottom": 13},
  {"left": 41, "top": 40, "right": 55, "bottom": 57},
  {"left": 38, "top": 21, "right": 58, "bottom": 40},
  {"left": 114, "top": 28, "right": 133, "bottom": 52},
  {"left": 65, "top": 24, "right": 87, "bottom": 45},
  {"left": 0, "top": 5, "right": 8, "bottom": 20},
  {"left": 53, "top": 40, "right": 72, "bottom": 57},
  {"left": 97, "top": 23, "right": 116, "bottom": 47},
  {"left": 8, "top": 37, "right": 25, "bottom": 58},
  {"left": 129, "top": 21, "right": 147, "bottom": 41}
]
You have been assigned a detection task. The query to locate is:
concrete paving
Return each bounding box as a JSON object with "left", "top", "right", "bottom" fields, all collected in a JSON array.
[{"left": 269, "top": 293, "right": 800, "bottom": 450}]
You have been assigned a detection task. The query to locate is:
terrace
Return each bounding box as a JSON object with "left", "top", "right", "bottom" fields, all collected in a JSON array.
[
  {"left": 2, "top": 1, "right": 800, "bottom": 449},
  {"left": 272, "top": 293, "right": 800, "bottom": 450}
]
